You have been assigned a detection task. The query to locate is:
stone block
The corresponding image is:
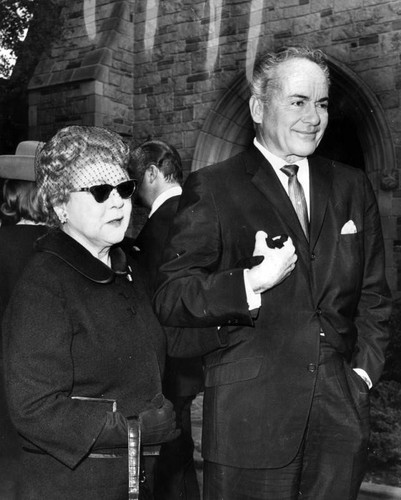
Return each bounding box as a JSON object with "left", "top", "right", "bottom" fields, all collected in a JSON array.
[
  {"left": 183, "top": 129, "right": 200, "bottom": 149},
  {"left": 282, "top": 4, "right": 311, "bottom": 19},
  {"left": 378, "top": 191, "right": 393, "bottom": 215},
  {"left": 360, "top": 33, "right": 380, "bottom": 45},
  {"left": 109, "top": 71, "right": 122, "bottom": 87},
  {"left": 293, "top": 13, "right": 321, "bottom": 35},
  {"left": 393, "top": 197, "right": 401, "bottom": 216},
  {"left": 29, "top": 74, "right": 52, "bottom": 90},
  {"left": 388, "top": 108, "right": 401, "bottom": 133},
  {"left": 82, "top": 48, "right": 113, "bottom": 66},
  {"left": 352, "top": 63, "right": 395, "bottom": 93},
  {"left": 333, "top": 0, "right": 362, "bottom": 11},
  {"left": 381, "top": 215, "right": 397, "bottom": 239},
  {"left": 274, "top": 29, "right": 293, "bottom": 40},
  {"left": 277, "top": 0, "right": 301, "bottom": 7},
  {"left": 378, "top": 91, "right": 399, "bottom": 110},
  {"left": 71, "top": 64, "right": 109, "bottom": 83},
  {"left": 120, "top": 76, "right": 133, "bottom": 94},
  {"left": 182, "top": 107, "right": 194, "bottom": 122},
  {"left": 187, "top": 72, "right": 210, "bottom": 84},
  {"left": 321, "top": 11, "right": 353, "bottom": 32}
]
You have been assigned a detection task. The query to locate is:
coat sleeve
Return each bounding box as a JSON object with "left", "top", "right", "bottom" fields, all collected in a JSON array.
[
  {"left": 2, "top": 267, "right": 112, "bottom": 469},
  {"left": 351, "top": 172, "right": 392, "bottom": 386},
  {"left": 153, "top": 169, "right": 253, "bottom": 329}
]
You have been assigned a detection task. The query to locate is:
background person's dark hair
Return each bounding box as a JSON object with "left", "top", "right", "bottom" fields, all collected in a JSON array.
[
  {"left": 129, "top": 139, "right": 183, "bottom": 186},
  {"left": 0, "top": 179, "right": 45, "bottom": 225}
]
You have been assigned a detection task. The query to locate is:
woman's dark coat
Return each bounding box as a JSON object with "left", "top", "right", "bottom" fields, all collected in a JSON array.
[{"left": 2, "top": 230, "right": 166, "bottom": 499}]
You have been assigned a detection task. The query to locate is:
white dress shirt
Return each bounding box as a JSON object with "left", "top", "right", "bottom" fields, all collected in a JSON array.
[{"left": 148, "top": 186, "right": 182, "bottom": 218}]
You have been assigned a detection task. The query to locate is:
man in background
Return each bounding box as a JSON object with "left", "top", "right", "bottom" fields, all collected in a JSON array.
[{"left": 130, "top": 139, "right": 202, "bottom": 500}]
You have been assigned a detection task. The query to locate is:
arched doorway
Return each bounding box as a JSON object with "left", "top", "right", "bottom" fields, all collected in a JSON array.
[{"left": 192, "top": 55, "right": 396, "bottom": 196}]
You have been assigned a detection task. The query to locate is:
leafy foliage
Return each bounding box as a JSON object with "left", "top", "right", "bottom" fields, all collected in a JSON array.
[
  {"left": 367, "top": 300, "right": 401, "bottom": 484},
  {"left": 0, "top": 0, "right": 65, "bottom": 80},
  {"left": 381, "top": 300, "right": 401, "bottom": 383},
  {"left": 0, "top": 0, "right": 65, "bottom": 152},
  {"left": 0, "top": 0, "right": 35, "bottom": 78},
  {"left": 370, "top": 380, "right": 401, "bottom": 465}
]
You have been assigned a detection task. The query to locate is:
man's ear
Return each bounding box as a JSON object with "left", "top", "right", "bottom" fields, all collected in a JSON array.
[
  {"left": 146, "top": 164, "right": 159, "bottom": 183},
  {"left": 249, "top": 96, "right": 263, "bottom": 124}
]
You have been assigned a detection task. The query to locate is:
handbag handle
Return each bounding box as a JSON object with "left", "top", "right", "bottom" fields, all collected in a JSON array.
[{"left": 128, "top": 417, "right": 141, "bottom": 499}]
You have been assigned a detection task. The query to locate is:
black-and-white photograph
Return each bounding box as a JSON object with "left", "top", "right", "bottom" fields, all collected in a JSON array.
[{"left": 0, "top": 1, "right": 400, "bottom": 499}]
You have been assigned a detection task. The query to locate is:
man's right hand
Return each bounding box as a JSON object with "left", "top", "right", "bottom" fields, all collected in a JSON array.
[{"left": 247, "top": 231, "right": 297, "bottom": 294}]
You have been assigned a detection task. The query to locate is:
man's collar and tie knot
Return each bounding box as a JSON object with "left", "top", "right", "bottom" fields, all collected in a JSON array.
[
  {"left": 280, "top": 164, "right": 309, "bottom": 240},
  {"left": 281, "top": 164, "right": 299, "bottom": 177}
]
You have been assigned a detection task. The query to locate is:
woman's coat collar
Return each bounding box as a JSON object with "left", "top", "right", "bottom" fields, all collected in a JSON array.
[{"left": 35, "top": 230, "right": 128, "bottom": 284}]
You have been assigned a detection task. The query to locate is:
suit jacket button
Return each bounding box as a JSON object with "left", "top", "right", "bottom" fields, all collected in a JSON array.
[
  {"left": 307, "top": 363, "right": 317, "bottom": 373},
  {"left": 311, "top": 252, "right": 316, "bottom": 260}
]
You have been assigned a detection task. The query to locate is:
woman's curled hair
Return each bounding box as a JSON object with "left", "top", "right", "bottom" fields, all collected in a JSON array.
[{"left": 1, "top": 179, "right": 45, "bottom": 225}]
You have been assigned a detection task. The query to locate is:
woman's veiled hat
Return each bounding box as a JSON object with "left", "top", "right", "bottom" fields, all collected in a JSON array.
[{"left": 0, "top": 141, "right": 44, "bottom": 181}]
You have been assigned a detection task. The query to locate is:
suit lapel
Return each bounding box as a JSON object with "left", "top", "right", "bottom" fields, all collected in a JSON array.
[
  {"left": 309, "top": 156, "right": 333, "bottom": 250},
  {"left": 245, "top": 148, "right": 309, "bottom": 247}
]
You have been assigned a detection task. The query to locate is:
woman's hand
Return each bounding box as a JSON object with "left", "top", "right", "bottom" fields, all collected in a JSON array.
[{"left": 139, "top": 393, "right": 180, "bottom": 445}]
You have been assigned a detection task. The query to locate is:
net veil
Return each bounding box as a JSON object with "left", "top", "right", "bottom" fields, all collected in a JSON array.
[{"left": 34, "top": 126, "right": 130, "bottom": 225}]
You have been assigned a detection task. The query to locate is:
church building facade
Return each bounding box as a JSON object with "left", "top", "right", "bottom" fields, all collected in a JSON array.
[{"left": 26, "top": 0, "right": 401, "bottom": 295}]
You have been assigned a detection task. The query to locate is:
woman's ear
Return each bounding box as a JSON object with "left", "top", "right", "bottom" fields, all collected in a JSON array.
[
  {"left": 249, "top": 95, "right": 263, "bottom": 124},
  {"left": 53, "top": 204, "right": 68, "bottom": 225}
]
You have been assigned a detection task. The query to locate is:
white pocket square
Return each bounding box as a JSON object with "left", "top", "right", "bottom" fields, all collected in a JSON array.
[{"left": 341, "top": 220, "right": 357, "bottom": 234}]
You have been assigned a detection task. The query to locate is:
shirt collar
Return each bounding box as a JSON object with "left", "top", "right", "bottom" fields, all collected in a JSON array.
[
  {"left": 253, "top": 138, "right": 309, "bottom": 173},
  {"left": 149, "top": 186, "right": 182, "bottom": 218}
]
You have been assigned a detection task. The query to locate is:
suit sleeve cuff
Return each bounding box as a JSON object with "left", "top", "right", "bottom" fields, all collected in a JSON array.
[
  {"left": 243, "top": 269, "right": 261, "bottom": 310},
  {"left": 353, "top": 368, "right": 372, "bottom": 390}
]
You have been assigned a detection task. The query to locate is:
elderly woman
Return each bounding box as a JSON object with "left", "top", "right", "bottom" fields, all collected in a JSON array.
[{"left": 2, "top": 126, "right": 177, "bottom": 500}]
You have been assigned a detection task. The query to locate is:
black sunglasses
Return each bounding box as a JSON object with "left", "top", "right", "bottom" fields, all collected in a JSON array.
[{"left": 71, "top": 179, "right": 137, "bottom": 203}]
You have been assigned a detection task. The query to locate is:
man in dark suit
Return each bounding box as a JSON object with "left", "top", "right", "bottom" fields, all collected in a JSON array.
[
  {"left": 130, "top": 139, "right": 202, "bottom": 500},
  {"left": 153, "top": 47, "right": 392, "bottom": 499}
]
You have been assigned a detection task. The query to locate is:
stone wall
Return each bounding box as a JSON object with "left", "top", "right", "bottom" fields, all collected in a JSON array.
[
  {"left": 28, "top": 0, "right": 135, "bottom": 140},
  {"left": 132, "top": 0, "right": 400, "bottom": 167}
]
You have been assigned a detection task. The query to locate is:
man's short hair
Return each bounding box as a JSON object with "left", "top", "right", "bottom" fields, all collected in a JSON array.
[
  {"left": 250, "top": 46, "right": 330, "bottom": 105},
  {"left": 129, "top": 139, "right": 183, "bottom": 186}
]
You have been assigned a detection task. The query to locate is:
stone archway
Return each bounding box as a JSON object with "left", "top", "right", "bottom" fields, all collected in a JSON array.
[
  {"left": 191, "top": 55, "right": 396, "bottom": 196},
  {"left": 191, "top": 74, "right": 253, "bottom": 172}
]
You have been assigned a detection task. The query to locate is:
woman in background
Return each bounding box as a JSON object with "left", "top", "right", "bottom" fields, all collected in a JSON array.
[
  {"left": 0, "top": 143, "right": 48, "bottom": 316},
  {"left": 0, "top": 142, "right": 48, "bottom": 500}
]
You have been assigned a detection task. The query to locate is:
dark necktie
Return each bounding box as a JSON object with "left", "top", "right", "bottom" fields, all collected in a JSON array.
[{"left": 280, "top": 164, "right": 309, "bottom": 240}]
